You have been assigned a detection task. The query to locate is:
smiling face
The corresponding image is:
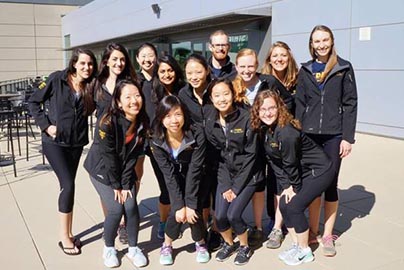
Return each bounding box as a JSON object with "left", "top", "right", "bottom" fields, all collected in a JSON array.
[
  {"left": 209, "top": 34, "right": 230, "bottom": 61},
  {"left": 74, "top": 53, "right": 94, "bottom": 81},
  {"left": 270, "top": 46, "right": 289, "bottom": 73},
  {"left": 136, "top": 46, "right": 156, "bottom": 73},
  {"left": 236, "top": 54, "right": 258, "bottom": 83},
  {"left": 311, "top": 30, "right": 333, "bottom": 61},
  {"left": 185, "top": 60, "right": 208, "bottom": 91},
  {"left": 162, "top": 106, "right": 184, "bottom": 135},
  {"left": 118, "top": 84, "right": 143, "bottom": 121},
  {"left": 107, "top": 49, "right": 126, "bottom": 77},
  {"left": 210, "top": 82, "right": 233, "bottom": 115},
  {"left": 158, "top": 62, "right": 176, "bottom": 87},
  {"left": 258, "top": 97, "right": 279, "bottom": 126}
]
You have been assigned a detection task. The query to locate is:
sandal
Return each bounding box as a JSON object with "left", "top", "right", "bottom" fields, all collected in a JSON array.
[{"left": 58, "top": 241, "right": 81, "bottom": 256}]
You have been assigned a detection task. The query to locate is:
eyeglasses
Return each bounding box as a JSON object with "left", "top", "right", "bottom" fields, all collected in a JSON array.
[
  {"left": 259, "top": 106, "right": 278, "bottom": 114},
  {"left": 211, "top": 43, "right": 229, "bottom": 49}
]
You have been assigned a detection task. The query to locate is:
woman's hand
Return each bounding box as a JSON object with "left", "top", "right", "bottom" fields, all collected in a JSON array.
[
  {"left": 185, "top": 207, "right": 198, "bottom": 224},
  {"left": 46, "top": 125, "right": 57, "bottom": 139},
  {"left": 121, "top": 190, "right": 133, "bottom": 203},
  {"left": 281, "top": 186, "right": 296, "bottom": 204},
  {"left": 222, "top": 189, "right": 237, "bottom": 203},
  {"left": 113, "top": 189, "right": 123, "bottom": 204},
  {"left": 175, "top": 207, "right": 186, "bottom": 223},
  {"left": 340, "top": 140, "right": 352, "bottom": 158}
]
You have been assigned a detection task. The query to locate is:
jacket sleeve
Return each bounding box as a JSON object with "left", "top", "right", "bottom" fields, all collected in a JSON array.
[
  {"left": 97, "top": 122, "right": 122, "bottom": 190},
  {"left": 295, "top": 69, "right": 307, "bottom": 122},
  {"left": 151, "top": 141, "right": 185, "bottom": 211},
  {"left": 185, "top": 125, "right": 206, "bottom": 210},
  {"left": 28, "top": 72, "right": 56, "bottom": 132},
  {"left": 278, "top": 127, "right": 302, "bottom": 191},
  {"left": 231, "top": 123, "right": 259, "bottom": 195},
  {"left": 342, "top": 63, "right": 358, "bottom": 144}
]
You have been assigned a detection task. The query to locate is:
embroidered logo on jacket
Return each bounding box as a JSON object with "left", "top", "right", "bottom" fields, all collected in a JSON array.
[
  {"left": 99, "top": 130, "right": 106, "bottom": 140},
  {"left": 270, "top": 142, "right": 279, "bottom": 148},
  {"left": 38, "top": 81, "right": 46, "bottom": 90},
  {"left": 231, "top": 128, "right": 244, "bottom": 134}
]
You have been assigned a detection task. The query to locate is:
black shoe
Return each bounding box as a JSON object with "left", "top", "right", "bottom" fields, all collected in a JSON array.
[
  {"left": 208, "top": 230, "right": 223, "bottom": 252},
  {"left": 248, "top": 227, "right": 264, "bottom": 246},
  {"left": 234, "top": 245, "right": 252, "bottom": 265},
  {"left": 215, "top": 242, "right": 238, "bottom": 262}
]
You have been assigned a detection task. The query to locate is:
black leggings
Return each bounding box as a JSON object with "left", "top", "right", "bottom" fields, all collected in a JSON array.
[
  {"left": 91, "top": 176, "right": 140, "bottom": 247},
  {"left": 149, "top": 154, "right": 170, "bottom": 205},
  {"left": 279, "top": 167, "right": 335, "bottom": 233},
  {"left": 165, "top": 209, "right": 206, "bottom": 242},
  {"left": 215, "top": 184, "right": 256, "bottom": 235},
  {"left": 42, "top": 142, "right": 82, "bottom": 213},
  {"left": 308, "top": 134, "right": 342, "bottom": 202}
]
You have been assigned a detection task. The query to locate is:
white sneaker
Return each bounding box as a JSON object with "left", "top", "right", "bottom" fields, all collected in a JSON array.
[
  {"left": 283, "top": 246, "right": 314, "bottom": 266},
  {"left": 278, "top": 243, "right": 298, "bottom": 261},
  {"left": 128, "top": 246, "right": 148, "bottom": 268},
  {"left": 103, "top": 246, "right": 119, "bottom": 268}
]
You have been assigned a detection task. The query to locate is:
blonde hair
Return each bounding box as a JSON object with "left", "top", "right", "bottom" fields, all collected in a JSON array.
[
  {"left": 261, "top": 41, "right": 298, "bottom": 90},
  {"left": 232, "top": 48, "right": 258, "bottom": 105},
  {"left": 309, "top": 25, "right": 338, "bottom": 82}
]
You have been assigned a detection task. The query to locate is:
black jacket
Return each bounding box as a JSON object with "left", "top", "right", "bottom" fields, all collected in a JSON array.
[
  {"left": 178, "top": 84, "right": 211, "bottom": 125},
  {"left": 257, "top": 73, "right": 295, "bottom": 113},
  {"left": 295, "top": 57, "right": 358, "bottom": 143},
  {"left": 84, "top": 113, "right": 146, "bottom": 190},
  {"left": 29, "top": 69, "right": 90, "bottom": 147},
  {"left": 208, "top": 56, "right": 237, "bottom": 80},
  {"left": 141, "top": 80, "right": 155, "bottom": 125},
  {"left": 150, "top": 125, "right": 206, "bottom": 211},
  {"left": 263, "top": 123, "right": 332, "bottom": 191},
  {"left": 203, "top": 105, "right": 264, "bottom": 195}
]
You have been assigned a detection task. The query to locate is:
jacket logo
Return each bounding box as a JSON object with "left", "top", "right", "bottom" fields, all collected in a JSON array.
[
  {"left": 270, "top": 142, "right": 278, "bottom": 148},
  {"left": 336, "top": 72, "right": 344, "bottom": 76},
  {"left": 231, "top": 128, "right": 244, "bottom": 134},
  {"left": 99, "top": 130, "right": 106, "bottom": 140},
  {"left": 38, "top": 81, "right": 46, "bottom": 90}
]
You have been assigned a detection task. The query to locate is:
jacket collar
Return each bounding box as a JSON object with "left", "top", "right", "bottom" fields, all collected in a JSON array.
[
  {"left": 152, "top": 129, "right": 195, "bottom": 155},
  {"left": 184, "top": 84, "right": 210, "bottom": 105}
]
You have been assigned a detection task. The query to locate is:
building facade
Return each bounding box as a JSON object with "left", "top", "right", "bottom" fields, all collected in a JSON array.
[{"left": 61, "top": 0, "right": 404, "bottom": 138}]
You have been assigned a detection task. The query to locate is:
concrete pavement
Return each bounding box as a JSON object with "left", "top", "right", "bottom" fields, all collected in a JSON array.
[{"left": 1, "top": 129, "right": 404, "bottom": 270}]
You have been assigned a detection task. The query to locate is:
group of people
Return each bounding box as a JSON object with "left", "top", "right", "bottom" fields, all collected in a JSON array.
[{"left": 28, "top": 25, "right": 357, "bottom": 267}]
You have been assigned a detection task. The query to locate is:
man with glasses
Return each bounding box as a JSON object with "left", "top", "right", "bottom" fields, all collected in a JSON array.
[{"left": 208, "top": 30, "right": 237, "bottom": 80}]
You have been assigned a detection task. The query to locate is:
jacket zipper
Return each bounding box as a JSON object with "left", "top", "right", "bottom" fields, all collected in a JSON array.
[{"left": 319, "top": 90, "right": 324, "bottom": 133}]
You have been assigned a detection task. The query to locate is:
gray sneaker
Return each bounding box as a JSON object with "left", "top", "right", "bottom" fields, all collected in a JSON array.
[
  {"left": 266, "top": 228, "right": 284, "bottom": 249},
  {"left": 283, "top": 246, "right": 314, "bottom": 266},
  {"left": 128, "top": 246, "right": 147, "bottom": 267},
  {"left": 278, "top": 243, "right": 298, "bottom": 261},
  {"left": 321, "top": 235, "right": 338, "bottom": 257}
]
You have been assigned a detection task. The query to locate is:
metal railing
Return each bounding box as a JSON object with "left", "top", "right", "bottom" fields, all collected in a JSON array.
[{"left": 0, "top": 77, "right": 40, "bottom": 94}]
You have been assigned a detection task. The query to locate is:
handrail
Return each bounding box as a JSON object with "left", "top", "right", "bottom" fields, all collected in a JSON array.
[{"left": 0, "top": 76, "right": 44, "bottom": 94}]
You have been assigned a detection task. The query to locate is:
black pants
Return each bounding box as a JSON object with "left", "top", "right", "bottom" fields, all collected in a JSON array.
[
  {"left": 149, "top": 154, "right": 170, "bottom": 205},
  {"left": 308, "top": 134, "right": 342, "bottom": 202},
  {"left": 215, "top": 184, "right": 256, "bottom": 235},
  {"left": 279, "top": 167, "right": 335, "bottom": 233},
  {"left": 91, "top": 176, "right": 140, "bottom": 247},
  {"left": 165, "top": 209, "right": 206, "bottom": 242},
  {"left": 42, "top": 142, "right": 82, "bottom": 213}
]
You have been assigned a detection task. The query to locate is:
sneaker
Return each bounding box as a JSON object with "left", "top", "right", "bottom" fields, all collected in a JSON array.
[
  {"left": 283, "top": 246, "right": 314, "bottom": 266},
  {"left": 215, "top": 242, "right": 238, "bottom": 262},
  {"left": 248, "top": 227, "right": 264, "bottom": 246},
  {"left": 128, "top": 246, "right": 147, "bottom": 268},
  {"left": 266, "top": 228, "right": 284, "bottom": 249},
  {"left": 117, "top": 224, "right": 128, "bottom": 244},
  {"left": 321, "top": 235, "right": 338, "bottom": 257},
  {"left": 234, "top": 245, "right": 253, "bottom": 265},
  {"left": 103, "top": 246, "right": 119, "bottom": 268},
  {"left": 159, "top": 243, "right": 173, "bottom": 265},
  {"left": 278, "top": 243, "right": 298, "bottom": 261},
  {"left": 207, "top": 230, "right": 223, "bottom": 252},
  {"left": 157, "top": 222, "right": 166, "bottom": 240},
  {"left": 195, "top": 243, "right": 210, "bottom": 263}
]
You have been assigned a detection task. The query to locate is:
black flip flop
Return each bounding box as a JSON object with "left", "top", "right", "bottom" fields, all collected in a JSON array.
[{"left": 58, "top": 241, "right": 81, "bottom": 256}]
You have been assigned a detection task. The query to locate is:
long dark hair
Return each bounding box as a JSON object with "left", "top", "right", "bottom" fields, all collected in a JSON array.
[
  {"left": 184, "top": 53, "right": 212, "bottom": 85},
  {"left": 100, "top": 79, "right": 149, "bottom": 136},
  {"left": 68, "top": 48, "right": 98, "bottom": 116},
  {"left": 151, "top": 55, "right": 185, "bottom": 104},
  {"left": 152, "top": 95, "right": 190, "bottom": 141},
  {"left": 95, "top": 43, "right": 137, "bottom": 101},
  {"left": 136, "top": 42, "right": 158, "bottom": 60}
]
